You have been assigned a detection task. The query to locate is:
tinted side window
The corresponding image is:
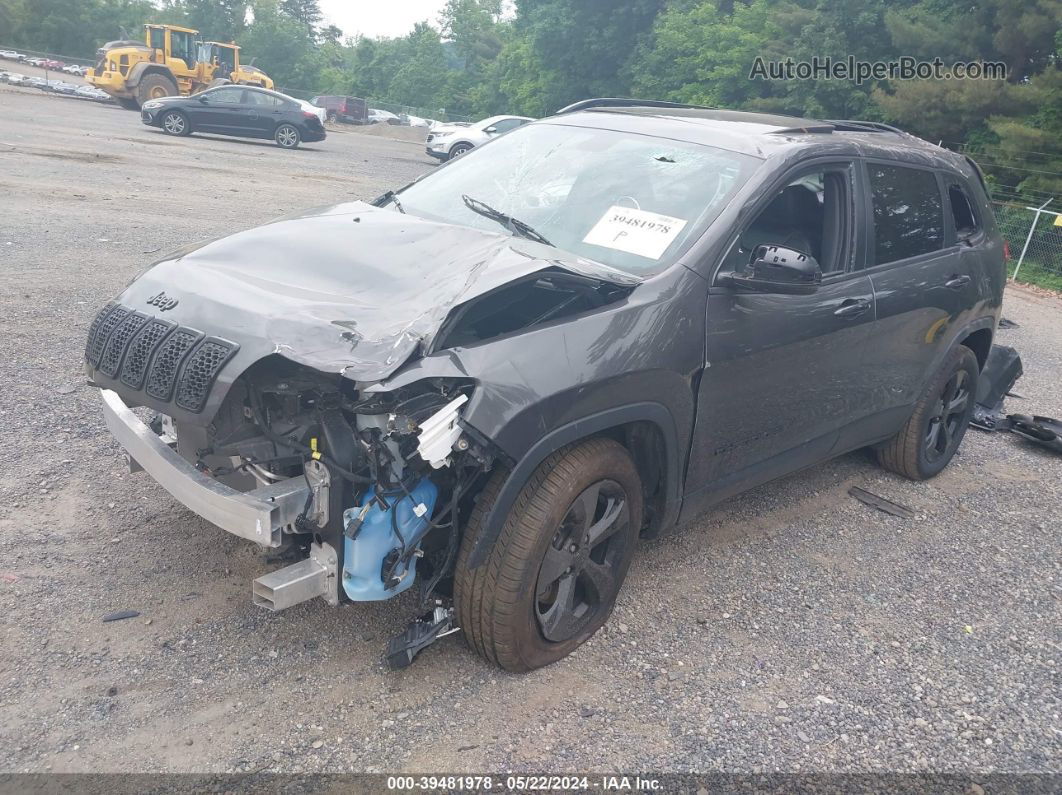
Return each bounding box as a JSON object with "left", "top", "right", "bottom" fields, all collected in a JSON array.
[
  {"left": 868, "top": 164, "right": 944, "bottom": 264},
  {"left": 243, "top": 90, "right": 279, "bottom": 107},
  {"left": 208, "top": 87, "right": 243, "bottom": 104}
]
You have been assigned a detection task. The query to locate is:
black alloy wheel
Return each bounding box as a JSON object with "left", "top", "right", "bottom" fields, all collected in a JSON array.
[
  {"left": 877, "top": 345, "right": 979, "bottom": 480},
  {"left": 454, "top": 437, "right": 643, "bottom": 671},
  {"left": 923, "top": 368, "right": 971, "bottom": 463},
  {"left": 535, "top": 479, "right": 632, "bottom": 642}
]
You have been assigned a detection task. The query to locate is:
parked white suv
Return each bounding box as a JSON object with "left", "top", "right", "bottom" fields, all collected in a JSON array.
[{"left": 425, "top": 114, "right": 534, "bottom": 161}]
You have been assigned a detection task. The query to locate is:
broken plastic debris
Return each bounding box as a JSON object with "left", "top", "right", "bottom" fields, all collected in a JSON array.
[
  {"left": 1007, "top": 415, "right": 1062, "bottom": 455},
  {"left": 102, "top": 609, "right": 140, "bottom": 622},
  {"left": 417, "top": 394, "right": 469, "bottom": 469},
  {"left": 970, "top": 345, "right": 1023, "bottom": 431},
  {"left": 848, "top": 487, "right": 914, "bottom": 519}
]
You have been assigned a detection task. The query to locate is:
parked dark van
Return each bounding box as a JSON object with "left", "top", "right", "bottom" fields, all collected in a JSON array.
[
  {"left": 87, "top": 99, "right": 1004, "bottom": 671},
  {"left": 310, "top": 94, "right": 369, "bottom": 124}
]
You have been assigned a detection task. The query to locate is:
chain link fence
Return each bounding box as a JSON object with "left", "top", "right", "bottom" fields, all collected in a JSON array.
[{"left": 991, "top": 200, "right": 1062, "bottom": 283}]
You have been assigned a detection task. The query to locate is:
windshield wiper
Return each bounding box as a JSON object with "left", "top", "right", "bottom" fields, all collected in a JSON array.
[
  {"left": 376, "top": 190, "right": 405, "bottom": 213},
  {"left": 461, "top": 194, "right": 552, "bottom": 247}
]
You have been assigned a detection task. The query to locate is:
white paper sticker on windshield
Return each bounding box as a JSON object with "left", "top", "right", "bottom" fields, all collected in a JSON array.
[{"left": 582, "top": 206, "right": 688, "bottom": 260}]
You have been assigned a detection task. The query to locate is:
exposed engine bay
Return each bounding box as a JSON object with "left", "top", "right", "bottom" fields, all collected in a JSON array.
[{"left": 166, "top": 357, "right": 494, "bottom": 666}]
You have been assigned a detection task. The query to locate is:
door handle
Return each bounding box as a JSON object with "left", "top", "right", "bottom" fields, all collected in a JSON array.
[
  {"left": 833, "top": 298, "right": 871, "bottom": 318},
  {"left": 945, "top": 274, "right": 971, "bottom": 289}
]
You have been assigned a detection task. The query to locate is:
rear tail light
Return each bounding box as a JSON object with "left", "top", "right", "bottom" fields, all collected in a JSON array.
[{"left": 1003, "top": 240, "right": 1011, "bottom": 261}]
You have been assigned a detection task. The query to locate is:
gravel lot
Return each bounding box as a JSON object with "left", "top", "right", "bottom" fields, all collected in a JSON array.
[{"left": 0, "top": 84, "right": 1059, "bottom": 777}]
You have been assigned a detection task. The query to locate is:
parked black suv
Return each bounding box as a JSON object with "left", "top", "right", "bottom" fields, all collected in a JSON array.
[{"left": 86, "top": 100, "right": 1003, "bottom": 671}]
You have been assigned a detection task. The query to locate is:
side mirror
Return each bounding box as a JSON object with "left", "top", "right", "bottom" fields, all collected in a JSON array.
[
  {"left": 484, "top": 125, "right": 498, "bottom": 133},
  {"left": 724, "top": 245, "right": 822, "bottom": 295},
  {"left": 197, "top": 94, "right": 208, "bottom": 103}
]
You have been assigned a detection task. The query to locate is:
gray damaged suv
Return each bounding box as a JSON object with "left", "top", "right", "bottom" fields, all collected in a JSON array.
[{"left": 86, "top": 99, "right": 1004, "bottom": 671}]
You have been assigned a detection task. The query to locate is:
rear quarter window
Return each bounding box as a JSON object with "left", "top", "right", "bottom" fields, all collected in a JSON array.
[
  {"left": 948, "top": 183, "right": 979, "bottom": 237},
  {"left": 868, "top": 163, "right": 945, "bottom": 264}
]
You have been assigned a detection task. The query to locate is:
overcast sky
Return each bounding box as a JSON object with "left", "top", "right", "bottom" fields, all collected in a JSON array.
[{"left": 317, "top": 0, "right": 451, "bottom": 39}]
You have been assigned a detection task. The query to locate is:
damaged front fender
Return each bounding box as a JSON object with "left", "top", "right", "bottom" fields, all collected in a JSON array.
[{"left": 371, "top": 265, "right": 709, "bottom": 561}]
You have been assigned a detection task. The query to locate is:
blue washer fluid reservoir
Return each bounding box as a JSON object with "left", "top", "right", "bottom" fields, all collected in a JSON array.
[{"left": 341, "top": 476, "right": 439, "bottom": 601}]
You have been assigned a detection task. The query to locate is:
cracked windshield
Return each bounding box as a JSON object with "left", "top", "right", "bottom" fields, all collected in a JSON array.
[{"left": 395, "top": 122, "right": 761, "bottom": 275}]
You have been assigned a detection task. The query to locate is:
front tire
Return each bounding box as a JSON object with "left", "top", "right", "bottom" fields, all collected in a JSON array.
[
  {"left": 455, "top": 438, "right": 643, "bottom": 672},
  {"left": 447, "top": 142, "right": 473, "bottom": 160},
  {"left": 274, "top": 123, "right": 300, "bottom": 149},
  {"left": 160, "top": 109, "right": 190, "bottom": 136},
  {"left": 877, "top": 345, "right": 979, "bottom": 480},
  {"left": 117, "top": 97, "right": 139, "bottom": 111},
  {"left": 136, "top": 73, "right": 177, "bottom": 106}
]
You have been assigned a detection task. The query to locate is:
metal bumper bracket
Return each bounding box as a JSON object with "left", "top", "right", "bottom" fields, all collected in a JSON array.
[{"left": 99, "top": 388, "right": 311, "bottom": 547}]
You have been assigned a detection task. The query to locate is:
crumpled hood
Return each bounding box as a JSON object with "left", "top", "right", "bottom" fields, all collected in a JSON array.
[{"left": 118, "top": 201, "right": 637, "bottom": 383}]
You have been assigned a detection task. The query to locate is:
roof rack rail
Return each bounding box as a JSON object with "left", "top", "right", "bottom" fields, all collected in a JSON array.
[
  {"left": 827, "top": 119, "right": 907, "bottom": 134},
  {"left": 555, "top": 98, "right": 715, "bottom": 115}
]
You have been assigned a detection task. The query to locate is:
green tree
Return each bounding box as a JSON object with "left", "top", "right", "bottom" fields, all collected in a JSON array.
[
  {"left": 198, "top": 0, "right": 245, "bottom": 40},
  {"left": 386, "top": 22, "right": 453, "bottom": 109},
  {"left": 241, "top": 0, "right": 321, "bottom": 89},
  {"left": 278, "top": 0, "right": 321, "bottom": 31},
  {"left": 2, "top": 0, "right": 156, "bottom": 56},
  {"left": 439, "top": 0, "right": 503, "bottom": 70},
  {"left": 885, "top": 0, "right": 1060, "bottom": 82},
  {"left": 513, "top": 0, "right": 665, "bottom": 111}
]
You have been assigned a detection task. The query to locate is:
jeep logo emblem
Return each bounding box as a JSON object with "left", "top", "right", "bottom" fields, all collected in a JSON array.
[{"left": 147, "top": 292, "right": 179, "bottom": 311}]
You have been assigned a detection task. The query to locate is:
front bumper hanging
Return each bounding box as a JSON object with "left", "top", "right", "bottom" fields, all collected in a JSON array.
[{"left": 99, "top": 388, "right": 311, "bottom": 547}]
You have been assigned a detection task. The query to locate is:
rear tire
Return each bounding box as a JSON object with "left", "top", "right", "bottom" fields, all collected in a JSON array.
[
  {"left": 454, "top": 438, "right": 643, "bottom": 672},
  {"left": 876, "top": 345, "right": 979, "bottom": 480},
  {"left": 160, "top": 109, "right": 190, "bottom": 137},
  {"left": 274, "top": 123, "right": 301, "bottom": 149},
  {"left": 136, "top": 73, "right": 177, "bottom": 106}
]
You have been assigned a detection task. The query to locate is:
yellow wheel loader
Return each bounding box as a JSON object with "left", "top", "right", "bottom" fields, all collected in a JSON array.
[{"left": 87, "top": 24, "right": 275, "bottom": 110}]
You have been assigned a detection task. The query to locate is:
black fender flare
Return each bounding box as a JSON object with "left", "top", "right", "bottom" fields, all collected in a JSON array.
[
  {"left": 466, "top": 402, "right": 682, "bottom": 568},
  {"left": 929, "top": 314, "right": 996, "bottom": 377}
]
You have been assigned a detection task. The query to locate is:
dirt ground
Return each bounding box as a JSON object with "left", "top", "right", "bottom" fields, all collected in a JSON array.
[{"left": 0, "top": 84, "right": 1059, "bottom": 777}]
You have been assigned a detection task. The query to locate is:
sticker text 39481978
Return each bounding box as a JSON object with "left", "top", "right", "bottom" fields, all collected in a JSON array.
[{"left": 582, "top": 206, "right": 688, "bottom": 260}]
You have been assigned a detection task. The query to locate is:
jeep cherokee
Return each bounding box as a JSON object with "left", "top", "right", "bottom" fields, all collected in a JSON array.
[{"left": 85, "top": 99, "right": 1004, "bottom": 671}]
